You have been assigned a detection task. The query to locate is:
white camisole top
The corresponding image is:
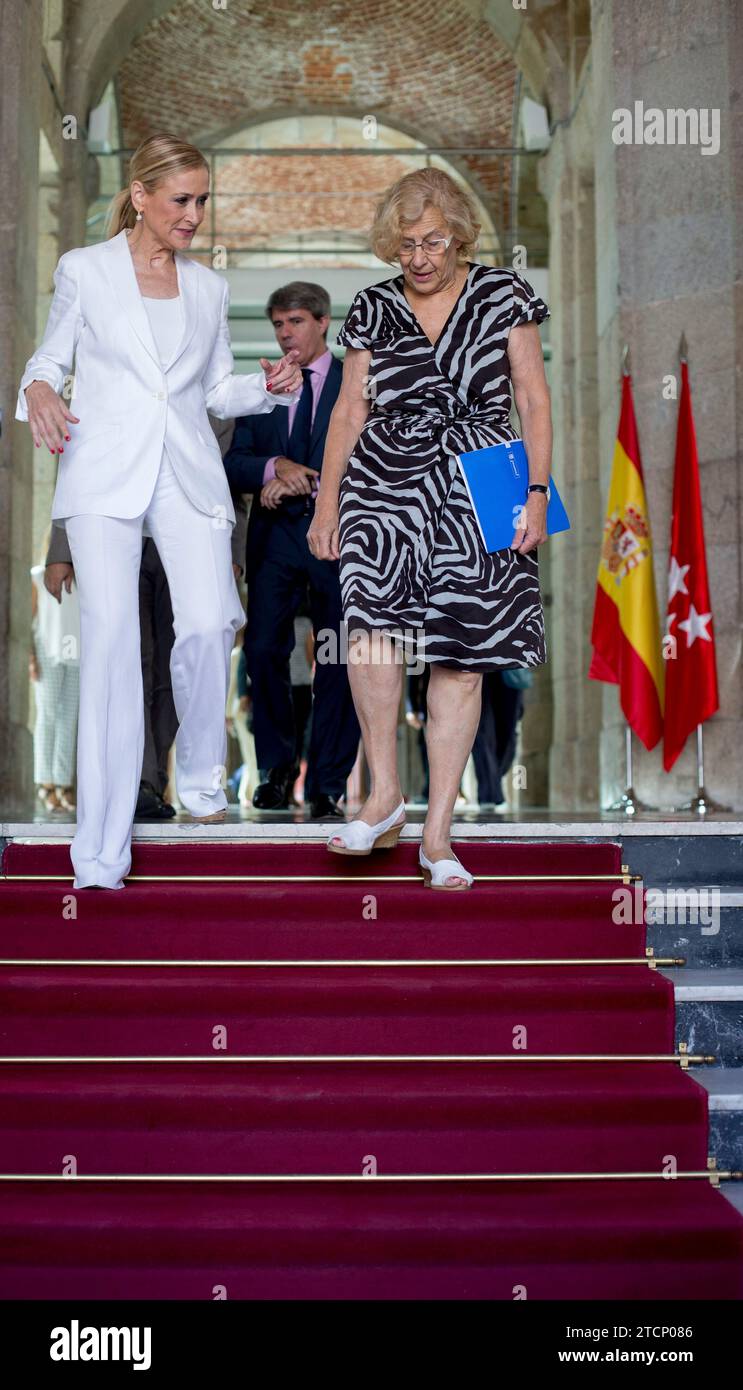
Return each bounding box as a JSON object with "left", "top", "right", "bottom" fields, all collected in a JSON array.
[
  {"left": 140, "top": 296, "right": 186, "bottom": 534},
  {"left": 141, "top": 295, "right": 184, "bottom": 367}
]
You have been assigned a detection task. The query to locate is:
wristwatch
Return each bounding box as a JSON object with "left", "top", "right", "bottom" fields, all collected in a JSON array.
[{"left": 527, "top": 483, "right": 551, "bottom": 499}]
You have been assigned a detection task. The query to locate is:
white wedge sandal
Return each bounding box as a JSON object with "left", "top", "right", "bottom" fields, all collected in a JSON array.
[
  {"left": 419, "top": 846, "right": 474, "bottom": 891},
  {"left": 327, "top": 799, "right": 406, "bottom": 856}
]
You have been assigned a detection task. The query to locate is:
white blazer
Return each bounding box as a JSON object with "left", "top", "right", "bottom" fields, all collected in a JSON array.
[{"left": 15, "top": 228, "right": 296, "bottom": 525}]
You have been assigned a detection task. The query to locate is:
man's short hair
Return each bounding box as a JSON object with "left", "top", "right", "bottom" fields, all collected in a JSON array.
[{"left": 266, "top": 282, "right": 331, "bottom": 323}]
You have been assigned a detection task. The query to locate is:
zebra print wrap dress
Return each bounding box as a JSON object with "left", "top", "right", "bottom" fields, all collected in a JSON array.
[{"left": 336, "top": 263, "right": 550, "bottom": 671}]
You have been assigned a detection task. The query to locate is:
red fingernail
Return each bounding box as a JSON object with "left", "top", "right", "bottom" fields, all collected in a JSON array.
[
  {"left": 266, "top": 382, "right": 273, "bottom": 391},
  {"left": 65, "top": 435, "right": 71, "bottom": 441}
]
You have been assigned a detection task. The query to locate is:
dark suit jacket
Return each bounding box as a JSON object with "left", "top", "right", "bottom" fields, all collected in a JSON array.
[{"left": 223, "top": 355, "right": 342, "bottom": 573}]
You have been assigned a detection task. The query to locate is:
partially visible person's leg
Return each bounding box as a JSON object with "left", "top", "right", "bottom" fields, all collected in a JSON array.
[
  {"left": 137, "top": 539, "right": 177, "bottom": 815},
  {"left": 493, "top": 675, "right": 525, "bottom": 793},
  {"left": 66, "top": 513, "right": 144, "bottom": 888},
  {"left": 245, "top": 538, "right": 304, "bottom": 777},
  {"left": 32, "top": 644, "right": 63, "bottom": 790},
  {"left": 52, "top": 658, "right": 79, "bottom": 792},
  {"left": 328, "top": 630, "right": 404, "bottom": 846},
  {"left": 234, "top": 705, "right": 259, "bottom": 806},
  {"left": 291, "top": 683, "right": 313, "bottom": 769},
  {"left": 424, "top": 665, "right": 483, "bottom": 885},
  {"left": 306, "top": 552, "right": 361, "bottom": 805},
  {"left": 145, "top": 455, "right": 244, "bottom": 818},
  {"left": 138, "top": 539, "right": 158, "bottom": 794},
  {"left": 148, "top": 542, "right": 178, "bottom": 793},
  {"left": 471, "top": 673, "right": 502, "bottom": 805}
]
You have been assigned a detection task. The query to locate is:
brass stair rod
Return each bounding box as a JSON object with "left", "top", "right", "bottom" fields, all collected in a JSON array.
[
  {"left": 1, "top": 871, "right": 640, "bottom": 884},
  {"left": 0, "top": 1169, "right": 740, "bottom": 1183},
  {"left": 0, "top": 1052, "right": 716, "bottom": 1065},
  {"left": 0, "top": 956, "right": 687, "bottom": 968}
]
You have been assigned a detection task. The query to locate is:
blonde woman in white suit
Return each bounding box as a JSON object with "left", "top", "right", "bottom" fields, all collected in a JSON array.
[{"left": 16, "top": 134, "right": 302, "bottom": 890}]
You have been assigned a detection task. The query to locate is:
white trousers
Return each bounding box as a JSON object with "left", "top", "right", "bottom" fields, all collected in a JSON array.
[{"left": 66, "top": 452, "right": 245, "bottom": 889}]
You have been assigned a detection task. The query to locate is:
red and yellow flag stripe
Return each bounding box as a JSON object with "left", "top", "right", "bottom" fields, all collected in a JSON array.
[{"left": 589, "top": 374, "right": 664, "bottom": 749}]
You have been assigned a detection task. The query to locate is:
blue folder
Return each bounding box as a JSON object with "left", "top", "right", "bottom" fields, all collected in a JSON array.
[{"left": 456, "top": 439, "right": 570, "bottom": 553}]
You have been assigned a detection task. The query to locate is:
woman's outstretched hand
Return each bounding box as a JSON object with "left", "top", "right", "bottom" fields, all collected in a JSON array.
[
  {"left": 24, "top": 381, "right": 80, "bottom": 455},
  {"left": 260, "top": 349, "right": 303, "bottom": 397},
  {"left": 307, "top": 500, "right": 340, "bottom": 561}
]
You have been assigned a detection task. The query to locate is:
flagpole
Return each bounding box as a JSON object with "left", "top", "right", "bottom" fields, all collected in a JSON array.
[
  {"left": 608, "top": 723, "right": 656, "bottom": 815},
  {"left": 679, "top": 723, "right": 729, "bottom": 815}
]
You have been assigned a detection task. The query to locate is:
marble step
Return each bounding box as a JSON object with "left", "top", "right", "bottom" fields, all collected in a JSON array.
[
  {"left": 690, "top": 1067, "right": 743, "bottom": 1110},
  {"left": 647, "top": 896, "right": 743, "bottom": 967},
  {"left": 659, "top": 969, "right": 743, "bottom": 1068},
  {"left": 626, "top": 835, "right": 743, "bottom": 886},
  {"left": 661, "top": 969, "right": 743, "bottom": 1001},
  {"left": 688, "top": 1069, "right": 743, "bottom": 1175},
  {"left": 721, "top": 1186, "right": 743, "bottom": 1217}
]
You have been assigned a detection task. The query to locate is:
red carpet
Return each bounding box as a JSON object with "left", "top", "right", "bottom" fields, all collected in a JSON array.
[
  {"left": 0, "top": 835, "right": 741, "bottom": 1299},
  {"left": 0, "top": 965, "right": 673, "bottom": 1055},
  {"left": 0, "top": 1062, "right": 709, "bottom": 1174},
  {"left": 1, "top": 1181, "right": 741, "bottom": 1301},
  {"left": 0, "top": 881, "right": 646, "bottom": 960}
]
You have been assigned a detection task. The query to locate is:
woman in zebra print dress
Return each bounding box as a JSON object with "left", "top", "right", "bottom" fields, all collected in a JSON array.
[{"left": 308, "top": 169, "right": 552, "bottom": 888}]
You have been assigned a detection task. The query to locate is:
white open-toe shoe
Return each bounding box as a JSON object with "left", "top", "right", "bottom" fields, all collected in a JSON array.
[
  {"left": 189, "top": 809, "right": 228, "bottom": 825},
  {"left": 419, "top": 846, "right": 474, "bottom": 890},
  {"left": 327, "top": 799, "right": 406, "bottom": 856}
]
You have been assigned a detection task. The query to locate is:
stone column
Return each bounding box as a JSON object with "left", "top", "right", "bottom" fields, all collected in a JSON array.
[
  {"left": 0, "top": 0, "right": 44, "bottom": 803},
  {"left": 591, "top": 0, "right": 743, "bottom": 811},
  {"left": 30, "top": 164, "right": 66, "bottom": 562},
  {"left": 59, "top": 0, "right": 96, "bottom": 252},
  {"left": 537, "top": 72, "right": 603, "bottom": 810}
]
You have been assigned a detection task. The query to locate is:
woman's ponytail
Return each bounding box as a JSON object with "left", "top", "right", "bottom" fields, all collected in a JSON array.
[{"left": 106, "top": 187, "right": 137, "bottom": 239}]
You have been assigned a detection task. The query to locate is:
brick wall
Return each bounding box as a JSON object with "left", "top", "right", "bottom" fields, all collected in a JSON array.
[{"left": 117, "top": 0, "right": 526, "bottom": 255}]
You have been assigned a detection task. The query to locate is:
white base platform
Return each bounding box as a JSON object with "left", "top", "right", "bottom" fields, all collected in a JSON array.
[{"left": 3, "top": 807, "right": 743, "bottom": 842}]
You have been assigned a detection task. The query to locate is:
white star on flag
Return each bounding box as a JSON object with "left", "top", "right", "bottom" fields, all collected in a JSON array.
[
  {"left": 668, "top": 556, "right": 690, "bottom": 600},
  {"left": 677, "top": 604, "right": 713, "bottom": 647}
]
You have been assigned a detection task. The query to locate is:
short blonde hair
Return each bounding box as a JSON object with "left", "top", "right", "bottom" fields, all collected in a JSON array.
[
  {"left": 106, "top": 133, "right": 209, "bottom": 238},
  {"left": 370, "top": 168, "right": 480, "bottom": 265}
]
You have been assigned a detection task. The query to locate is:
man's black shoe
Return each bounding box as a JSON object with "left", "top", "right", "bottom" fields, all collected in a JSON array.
[
  {"left": 253, "top": 763, "right": 299, "bottom": 810},
  {"left": 135, "top": 781, "right": 177, "bottom": 819},
  {"left": 310, "top": 794, "right": 344, "bottom": 819}
]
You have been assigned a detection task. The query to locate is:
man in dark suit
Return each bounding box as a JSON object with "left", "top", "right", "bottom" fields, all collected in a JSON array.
[{"left": 223, "top": 282, "right": 360, "bottom": 818}]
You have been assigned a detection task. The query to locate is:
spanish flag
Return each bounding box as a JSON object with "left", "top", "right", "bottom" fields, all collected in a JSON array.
[{"left": 589, "top": 370, "right": 664, "bottom": 749}]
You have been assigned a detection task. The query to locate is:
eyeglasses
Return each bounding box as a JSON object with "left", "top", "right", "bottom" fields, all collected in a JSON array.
[{"left": 398, "top": 234, "right": 453, "bottom": 260}]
